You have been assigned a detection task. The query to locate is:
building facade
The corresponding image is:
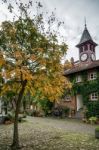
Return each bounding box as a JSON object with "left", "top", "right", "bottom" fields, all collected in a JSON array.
[{"left": 61, "top": 24, "right": 99, "bottom": 118}]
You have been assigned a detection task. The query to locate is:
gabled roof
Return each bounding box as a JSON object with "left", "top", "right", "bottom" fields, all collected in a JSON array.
[
  {"left": 76, "top": 25, "right": 97, "bottom": 47},
  {"left": 64, "top": 60, "right": 99, "bottom": 75}
]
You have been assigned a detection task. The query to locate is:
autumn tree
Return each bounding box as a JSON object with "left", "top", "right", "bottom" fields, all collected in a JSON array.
[{"left": 0, "top": 0, "right": 71, "bottom": 149}]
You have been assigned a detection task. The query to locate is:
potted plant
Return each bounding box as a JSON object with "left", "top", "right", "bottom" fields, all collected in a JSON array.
[
  {"left": 89, "top": 116, "right": 97, "bottom": 124},
  {"left": 95, "top": 126, "right": 99, "bottom": 139}
]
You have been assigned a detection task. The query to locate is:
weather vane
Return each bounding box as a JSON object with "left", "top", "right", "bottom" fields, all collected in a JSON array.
[{"left": 84, "top": 17, "right": 87, "bottom": 28}]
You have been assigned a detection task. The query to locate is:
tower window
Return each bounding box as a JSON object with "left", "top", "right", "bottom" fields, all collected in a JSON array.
[
  {"left": 80, "top": 47, "right": 83, "bottom": 53},
  {"left": 93, "top": 46, "right": 95, "bottom": 52},
  {"left": 90, "top": 92, "right": 98, "bottom": 101},
  {"left": 83, "top": 46, "right": 85, "bottom": 51},
  {"left": 88, "top": 44, "right": 90, "bottom": 50},
  {"left": 91, "top": 45, "right": 93, "bottom": 51},
  {"left": 85, "top": 45, "right": 88, "bottom": 51}
]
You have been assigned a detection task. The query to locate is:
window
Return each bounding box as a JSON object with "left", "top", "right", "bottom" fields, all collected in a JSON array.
[
  {"left": 90, "top": 92, "right": 98, "bottom": 101},
  {"left": 80, "top": 47, "right": 83, "bottom": 53},
  {"left": 93, "top": 46, "right": 95, "bottom": 52},
  {"left": 91, "top": 45, "right": 93, "bottom": 51},
  {"left": 88, "top": 44, "right": 90, "bottom": 50},
  {"left": 89, "top": 72, "right": 97, "bottom": 80},
  {"left": 64, "top": 95, "right": 71, "bottom": 101},
  {"left": 85, "top": 45, "right": 88, "bottom": 51},
  {"left": 76, "top": 75, "right": 82, "bottom": 83}
]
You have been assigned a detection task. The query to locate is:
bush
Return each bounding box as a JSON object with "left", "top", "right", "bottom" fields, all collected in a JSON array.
[
  {"left": 4, "top": 116, "right": 10, "bottom": 122},
  {"left": 89, "top": 116, "right": 97, "bottom": 124},
  {"left": 95, "top": 126, "right": 99, "bottom": 139},
  {"left": 26, "top": 110, "right": 32, "bottom": 116},
  {"left": 23, "top": 113, "right": 27, "bottom": 118},
  {"left": 95, "top": 126, "right": 99, "bottom": 131},
  {"left": 85, "top": 111, "right": 92, "bottom": 119},
  {"left": 52, "top": 107, "right": 63, "bottom": 117},
  {"left": 63, "top": 107, "right": 70, "bottom": 117},
  {"left": 86, "top": 102, "right": 99, "bottom": 118},
  {"left": 18, "top": 117, "right": 22, "bottom": 122},
  {"left": 8, "top": 112, "right": 15, "bottom": 121},
  {"left": 4, "top": 112, "right": 26, "bottom": 123}
]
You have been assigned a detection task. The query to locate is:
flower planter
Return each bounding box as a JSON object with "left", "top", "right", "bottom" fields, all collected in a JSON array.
[{"left": 95, "top": 129, "right": 99, "bottom": 139}]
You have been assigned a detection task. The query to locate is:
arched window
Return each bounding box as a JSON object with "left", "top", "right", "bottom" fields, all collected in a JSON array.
[
  {"left": 93, "top": 46, "right": 95, "bottom": 52},
  {"left": 88, "top": 44, "right": 90, "bottom": 50},
  {"left": 91, "top": 45, "right": 93, "bottom": 51},
  {"left": 85, "top": 45, "right": 87, "bottom": 51}
]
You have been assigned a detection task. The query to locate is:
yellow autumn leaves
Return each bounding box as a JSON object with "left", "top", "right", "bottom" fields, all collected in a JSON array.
[{"left": 0, "top": 19, "right": 72, "bottom": 103}]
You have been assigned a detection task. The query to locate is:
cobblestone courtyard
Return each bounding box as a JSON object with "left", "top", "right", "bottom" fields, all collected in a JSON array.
[{"left": 0, "top": 117, "right": 99, "bottom": 150}]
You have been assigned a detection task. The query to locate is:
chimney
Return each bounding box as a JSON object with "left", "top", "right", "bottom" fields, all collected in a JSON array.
[{"left": 71, "top": 57, "right": 74, "bottom": 67}]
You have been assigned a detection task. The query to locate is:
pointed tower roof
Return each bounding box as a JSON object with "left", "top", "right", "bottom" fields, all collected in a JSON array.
[{"left": 76, "top": 23, "right": 97, "bottom": 47}]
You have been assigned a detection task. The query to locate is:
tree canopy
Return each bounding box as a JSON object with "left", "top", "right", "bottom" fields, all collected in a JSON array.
[
  {"left": 0, "top": 0, "right": 71, "bottom": 149},
  {"left": 0, "top": 15, "right": 71, "bottom": 102}
]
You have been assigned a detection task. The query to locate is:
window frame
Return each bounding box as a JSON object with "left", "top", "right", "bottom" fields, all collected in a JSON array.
[
  {"left": 76, "top": 75, "right": 82, "bottom": 83},
  {"left": 64, "top": 95, "right": 71, "bottom": 102},
  {"left": 89, "top": 72, "right": 97, "bottom": 81},
  {"left": 90, "top": 92, "right": 98, "bottom": 101}
]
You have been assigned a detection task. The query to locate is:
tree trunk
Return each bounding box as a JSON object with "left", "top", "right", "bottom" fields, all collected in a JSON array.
[
  {"left": 23, "top": 97, "right": 26, "bottom": 113},
  {"left": 11, "top": 80, "right": 27, "bottom": 150}
]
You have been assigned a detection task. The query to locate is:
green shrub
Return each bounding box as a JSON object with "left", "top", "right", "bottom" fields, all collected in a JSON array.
[
  {"left": 5, "top": 112, "right": 15, "bottom": 122},
  {"left": 63, "top": 107, "right": 70, "bottom": 116},
  {"left": 23, "top": 113, "right": 27, "bottom": 118},
  {"left": 95, "top": 126, "right": 99, "bottom": 131},
  {"left": 86, "top": 102, "right": 99, "bottom": 118},
  {"left": 85, "top": 111, "right": 91, "bottom": 119},
  {"left": 4, "top": 116, "right": 10, "bottom": 122},
  {"left": 89, "top": 116, "right": 97, "bottom": 124},
  {"left": 18, "top": 117, "right": 22, "bottom": 122}
]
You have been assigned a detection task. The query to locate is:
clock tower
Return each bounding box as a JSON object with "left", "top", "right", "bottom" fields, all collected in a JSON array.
[{"left": 76, "top": 23, "right": 97, "bottom": 62}]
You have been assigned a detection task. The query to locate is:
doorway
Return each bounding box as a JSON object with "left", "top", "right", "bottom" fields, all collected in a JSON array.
[{"left": 76, "top": 95, "right": 83, "bottom": 111}]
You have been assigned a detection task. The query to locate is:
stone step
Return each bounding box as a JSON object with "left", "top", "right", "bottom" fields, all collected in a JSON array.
[{"left": 74, "top": 109, "right": 83, "bottom": 119}]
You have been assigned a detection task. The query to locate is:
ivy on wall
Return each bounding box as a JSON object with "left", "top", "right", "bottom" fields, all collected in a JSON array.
[{"left": 69, "top": 70, "right": 99, "bottom": 117}]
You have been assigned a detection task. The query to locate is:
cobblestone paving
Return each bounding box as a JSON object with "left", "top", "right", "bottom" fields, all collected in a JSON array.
[
  {"left": 29, "top": 117, "right": 97, "bottom": 135},
  {"left": 0, "top": 117, "right": 99, "bottom": 150}
]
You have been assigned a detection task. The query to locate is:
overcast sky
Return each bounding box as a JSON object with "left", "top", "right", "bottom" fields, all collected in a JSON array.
[{"left": 0, "top": 0, "right": 99, "bottom": 61}]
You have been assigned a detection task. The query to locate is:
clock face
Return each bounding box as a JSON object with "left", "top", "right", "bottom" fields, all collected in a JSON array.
[
  {"left": 91, "top": 53, "right": 95, "bottom": 61},
  {"left": 80, "top": 53, "right": 88, "bottom": 61}
]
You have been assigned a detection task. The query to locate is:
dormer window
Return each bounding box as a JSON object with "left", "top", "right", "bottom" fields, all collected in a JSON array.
[
  {"left": 76, "top": 75, "right": 82, "bottom": 83},
  {"left": 90, "top": 92, "right": 98, "bottom": 101},
  {"left": 89, "top": 72, "right": 97, "bottom": 80}
]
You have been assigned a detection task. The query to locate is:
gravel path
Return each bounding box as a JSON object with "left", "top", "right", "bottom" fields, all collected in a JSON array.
[
  {"left": 0, "top": 117, "right": 99, "bottom": 150},
  {"left": 27, "top": 117, "right": 97, "bottom": 135}
]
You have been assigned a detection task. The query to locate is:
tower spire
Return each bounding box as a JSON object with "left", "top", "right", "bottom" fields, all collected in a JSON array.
[
  {"left": 84, "top": 17, "right": 87, "bottom": 29},
  {"left": 76, "top": 19, "right": 97, "bottom": 47}
]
